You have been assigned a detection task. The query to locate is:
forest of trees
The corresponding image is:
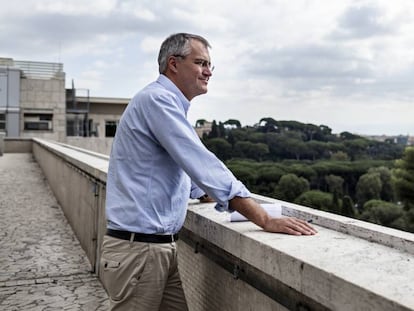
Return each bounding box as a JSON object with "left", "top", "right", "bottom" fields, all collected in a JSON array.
[{"left": 198, "top": 117, "right": 414, "bottom": 233}]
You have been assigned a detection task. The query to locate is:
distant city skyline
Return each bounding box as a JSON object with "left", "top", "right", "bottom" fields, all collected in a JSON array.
[{"left": 1, "top": 0, "right": 414, "bottom": 136}]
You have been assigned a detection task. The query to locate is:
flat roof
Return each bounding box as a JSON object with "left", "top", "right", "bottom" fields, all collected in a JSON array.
[{"left": 75, "top": 96, "right": 130, "bottom": 105}]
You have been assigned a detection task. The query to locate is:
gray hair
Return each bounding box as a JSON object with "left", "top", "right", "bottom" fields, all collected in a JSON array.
[{"left": 158, "top": 33, "right": 211, "bottom": 74}]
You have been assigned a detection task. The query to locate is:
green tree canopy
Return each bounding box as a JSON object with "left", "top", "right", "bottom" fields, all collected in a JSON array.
[
  {"left": 359, "top": 200, "right": 404, "bottom": 230},
  {"left": 224, "top": 119, "right": 242, "bottom": 128},
  {"left": 295, "top": 190, "right": 335, "bottom": 211},
  {"left": 229, "top": 164, "right": 257, "bottom": 188},
  {"left": 234, "top": 141, "right": 269, "bottom": 161},
  {"left": 341, "top": 195, "right": 356, "bottom": 217},
  {"left": 273, "top": 173, "right": 310, "bottom": 202},
  {"left": 325, "top": 174, "right": 344, "bottom": 196},
  {"left": 356, "top": 172, "right": 382, "bottom": 208},
  {"left": 204, "top": 138, "right": 232, "bottom": 161},
  {"left": 393, "top": 147, "right": 414, "bottom": 210},
  {"left": 368, "top": 166, "right": 394, "bottom": 202}
]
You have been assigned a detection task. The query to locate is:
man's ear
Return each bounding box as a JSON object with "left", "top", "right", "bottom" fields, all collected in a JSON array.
[{"left": 167, "top": 56, "right": 179, "bottom": 73}]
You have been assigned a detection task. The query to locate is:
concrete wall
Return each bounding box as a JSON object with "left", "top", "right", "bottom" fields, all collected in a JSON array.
[
  {"left": 29, "top": 138, "right": 414, "bottom": 311},
  {"left": 20, "top": 77, "right": 66, "bottom": 141},
  {"left": 32, "top": 139, "right": 108, "bottom": 270},
  {"left": 64, "top": 136, "right": 114, "bottom": 155},
  {"left": 178, "top": 240, "right": 291, "bottom": 311},
  {"left": 3, "top": 137, "right": 32, "bottom": 153}
]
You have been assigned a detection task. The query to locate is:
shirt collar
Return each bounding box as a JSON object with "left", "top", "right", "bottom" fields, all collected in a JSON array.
[{"left": 157, "top": 74, "right": 191, "bottom": 114}]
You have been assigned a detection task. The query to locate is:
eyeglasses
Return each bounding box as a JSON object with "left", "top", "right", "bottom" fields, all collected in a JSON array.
[{"left": 173, "top": 55, "right": 215, "bottom": 72}]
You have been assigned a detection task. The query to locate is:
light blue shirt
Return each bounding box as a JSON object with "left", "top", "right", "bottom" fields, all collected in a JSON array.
[{"left": 106, "top": 74, "right": 251, "bottom": 234}]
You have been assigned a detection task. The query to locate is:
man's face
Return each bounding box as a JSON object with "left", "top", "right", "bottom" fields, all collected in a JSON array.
[{"left": 174, "top": 40, "right": 213, "bottom": 101}]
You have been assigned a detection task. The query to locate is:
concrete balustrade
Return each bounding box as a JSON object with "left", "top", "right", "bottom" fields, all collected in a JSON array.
[{"left": 12, "top": 138, "right": 414, "bottom": 311}]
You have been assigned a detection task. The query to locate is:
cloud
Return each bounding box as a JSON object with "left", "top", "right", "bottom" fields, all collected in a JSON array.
[
  {"left": 1, "top": 0, "right": 414, "bottom": 135},
  {"left": 330, "top": 5, "right": 398, "bottom": 40}
]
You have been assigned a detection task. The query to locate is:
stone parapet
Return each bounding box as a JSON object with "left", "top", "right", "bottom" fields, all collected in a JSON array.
[{"left": 181, "top": 199, "right": 414, "bottom": 310}]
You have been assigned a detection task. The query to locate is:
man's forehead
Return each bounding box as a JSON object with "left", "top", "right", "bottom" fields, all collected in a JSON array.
[{"left": 189, "top": 40, "right": 210, "bottom": 57}]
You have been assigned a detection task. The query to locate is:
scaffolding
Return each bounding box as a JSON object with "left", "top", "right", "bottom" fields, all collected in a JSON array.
[{"left": 66, "top": 80, "right": 92, "bottom": 137}]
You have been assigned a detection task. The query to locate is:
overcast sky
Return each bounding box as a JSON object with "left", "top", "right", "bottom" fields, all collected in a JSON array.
[{"left": 1, "top": 0, "right": 414, "bottom": 135}]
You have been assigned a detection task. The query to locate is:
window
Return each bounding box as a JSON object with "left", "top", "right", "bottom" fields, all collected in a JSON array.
[
  {"left": 24, "top": 113, "right": 53, "bottom": 131},
  {"left": 105, "top": 120, "right": 118, "bottom": 137},
  {"left": 66, "top": 118, "right": 84, "bottom": 136},
  {"left": 66, "top": 117, "right": 96, "bottom": 137},
  {"left": 0, "top": 114, "right": 5, "bottom": 131}
]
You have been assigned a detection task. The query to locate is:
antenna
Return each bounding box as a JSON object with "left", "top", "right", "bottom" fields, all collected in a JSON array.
[{"left": 57, "top": 41, "right": 61, "bottom": 63}]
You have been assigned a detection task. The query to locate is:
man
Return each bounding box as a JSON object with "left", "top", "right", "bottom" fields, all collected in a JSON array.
[{"left": 101, "top": 33, "right": 317, "bottom": 310}]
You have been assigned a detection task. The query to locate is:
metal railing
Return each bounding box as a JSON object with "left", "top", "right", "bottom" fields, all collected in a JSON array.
[{"left": 10, "top": 60, "right": 64, "bottom": 79}]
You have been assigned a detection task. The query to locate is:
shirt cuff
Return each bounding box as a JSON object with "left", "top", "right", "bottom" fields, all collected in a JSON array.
[{"left": 214, "top": 180, "right": 251, "bottom": 213}]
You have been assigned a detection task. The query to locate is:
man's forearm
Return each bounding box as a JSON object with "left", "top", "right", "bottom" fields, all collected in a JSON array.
[{"left": 229, "top": 197, "right": 270, "bottom": 229}]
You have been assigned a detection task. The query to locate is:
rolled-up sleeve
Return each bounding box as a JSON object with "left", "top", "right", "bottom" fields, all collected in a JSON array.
[{"left": 213, "top": 179, "right": 251, "bottom": 212}]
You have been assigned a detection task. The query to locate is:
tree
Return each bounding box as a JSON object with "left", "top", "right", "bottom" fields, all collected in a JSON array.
[
  {"left": 341, "top": 195, "right": 356, "bottom": 217},
  {"left": 286, "top": 163, "right": 317, "bottom": 183},
  {"left": 218, "top": 121, "right": 225, "bottom": 138},
  {"left": 393, "top": 147, "right": 414, "bottom": 211},
  {"left": 368, "top": 166, "right": 394, "bottom": 202},
  {"left": 273, "top": 173, "right": 310, "bottom": 202},
  {"left": 330, "top": 151, "right": 350, "bottom": 161},
  {"left": 285, "top": 138, "right": 306, "bottom": 160},
  {"left": 256, "top": 166, "right": 285, "bottom": 185},
  {"left": 356, "top": 172, "right": 382, "bottom": 208},
  {"left": 208, "top": 120, "right": 219, "bottom": 138},
  {"left": 325, "top": 174, "right": 344, "bottom": 196},
  {"left": 325, "top": 174, "right": 344, "bottom": 213},
  {"left": 224, "top": 119, "right": 241, "bottom": 128},
  {"left": 359, "top": 200, "right": 404, "bottom": 230},
  {"left": 227, "top": 128, "right": 248, "bottom": 146},
  {"left": 229, "top": 165, "right": 257, "bottom": 188},
  {"left": 195, "top": 119, "right": 207, "bottom": 127},
  {"left": 340, "top": 131, "right": 362, "bottom": 140},
  {"left": 306, "top": 140, "right": 329, "bottom": 160},
  {"left": 204, "top": 138, "right": 232, "bottom": 161},
  {"left": 295, "top": 190, "right": 335, "bottom": 211},
  {"left": 259, "top": 117, "right": 279, "bottom": 132},
  {"left": 234, "top": 141, "right": 269, "bottom": 161},
  {"left": 344, "top": 138, "right": 370, "bottom": 160}
]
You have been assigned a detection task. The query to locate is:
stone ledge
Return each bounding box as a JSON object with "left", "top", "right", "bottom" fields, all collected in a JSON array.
[{"left": 185, "top": 199, "right": 414, "bottom": 311}]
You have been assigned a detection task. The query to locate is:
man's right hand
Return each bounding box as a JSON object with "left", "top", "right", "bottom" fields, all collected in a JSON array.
[
  {"left": 262, "top": 216, "right": 317, "bottom": 235},
  {"left": 229, "top": 197, "right": 317, "bottom": 236}
]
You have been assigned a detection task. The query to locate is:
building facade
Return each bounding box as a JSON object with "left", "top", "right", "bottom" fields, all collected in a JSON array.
[{"left": 0, "top": 58, "right": 129, "bottom": 152}]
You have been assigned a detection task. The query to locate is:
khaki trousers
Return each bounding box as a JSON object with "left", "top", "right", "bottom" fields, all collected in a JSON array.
[{"left": 100, "top": 235, "right": 189, "bottom": 311}]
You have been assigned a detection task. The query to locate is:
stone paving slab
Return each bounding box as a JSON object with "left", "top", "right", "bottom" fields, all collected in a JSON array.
[{"left": 0, "top": 153, "right": 108, "bottom": 310}]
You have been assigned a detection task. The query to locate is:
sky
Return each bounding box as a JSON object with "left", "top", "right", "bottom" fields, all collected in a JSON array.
[{"left": 1, "top": 0, "right": 414, "bottom": 136}]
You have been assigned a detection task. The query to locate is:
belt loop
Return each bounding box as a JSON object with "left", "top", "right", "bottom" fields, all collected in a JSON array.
[{"left": 130, "top": 232, "right": 135, "bottom": 243}]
